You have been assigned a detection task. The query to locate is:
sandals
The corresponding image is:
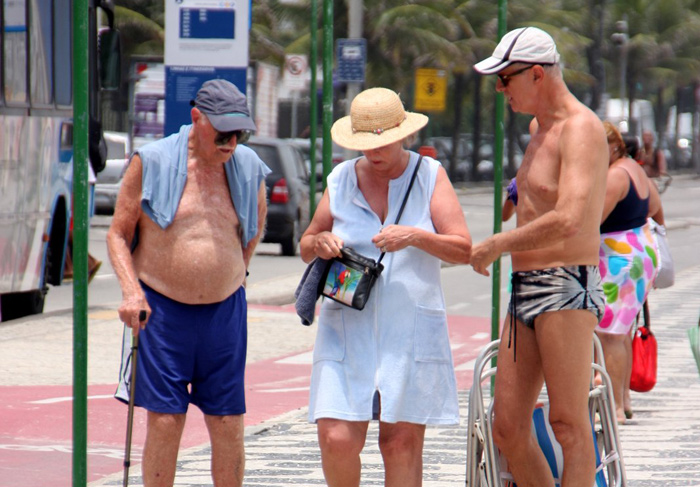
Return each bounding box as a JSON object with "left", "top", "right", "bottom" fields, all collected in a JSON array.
[{"left": 88, "top": 260, "right": 102, "bottom": 284}]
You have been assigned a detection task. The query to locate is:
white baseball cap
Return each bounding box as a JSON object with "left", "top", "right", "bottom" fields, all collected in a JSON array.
[{"left": 474, "top": 27, "right": 560, "bottom": 75}]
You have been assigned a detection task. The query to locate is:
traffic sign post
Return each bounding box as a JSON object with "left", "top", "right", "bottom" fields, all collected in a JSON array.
[
  {"left": 284, "top": 54, "right": 308, "bottom": 92},
  {"left": 284, "top": 54, "right": 308, "bottom": 137}
]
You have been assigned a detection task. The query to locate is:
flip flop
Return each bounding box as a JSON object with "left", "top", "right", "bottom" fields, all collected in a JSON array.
[{"left": 88, "top": 260, "right": 102, "bottom": 284}]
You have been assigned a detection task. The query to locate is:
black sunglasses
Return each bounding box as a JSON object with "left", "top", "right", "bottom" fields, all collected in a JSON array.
[
  {"left": 498, "top": 65, "right": 535, "bottom": 87},
  {"left": 214, "top": 129, "right": 250, "bottom": 146}
]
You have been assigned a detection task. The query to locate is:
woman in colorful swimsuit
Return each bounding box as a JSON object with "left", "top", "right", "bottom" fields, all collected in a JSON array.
[{"left": 596, "top": 121, "right": 663, "bottom": 423}]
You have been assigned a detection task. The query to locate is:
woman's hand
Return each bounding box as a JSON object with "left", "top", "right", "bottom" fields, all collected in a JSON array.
[
  {"left": 372, "top": 225, "right": 414, "bottom": 253},
  {"left": 313, "top": 231, "right": 344, "bottom": 259}
]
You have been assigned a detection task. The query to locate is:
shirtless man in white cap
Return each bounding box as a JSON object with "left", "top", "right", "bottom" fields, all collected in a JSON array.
[{"left": 471, "top": 27, "right": 609, "bottom": 487}]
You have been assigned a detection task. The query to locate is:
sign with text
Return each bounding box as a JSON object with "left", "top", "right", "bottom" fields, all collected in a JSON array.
[
  {"left": 164, "top": 0, "right": 250, "bottom": 135},
  {"left": 336, "top": 38, "right": 366, "bottom": 83},
  {"left": 414, "top": 68, "right": 447, "bottom": 112},
  {"left": 165, "top": 0, "right": 248, "bottom": 67}
]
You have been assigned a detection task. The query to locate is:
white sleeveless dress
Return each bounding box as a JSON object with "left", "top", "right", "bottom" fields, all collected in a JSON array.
[{"left": 308, "top": 151, "right": 459, "bottom": 425}]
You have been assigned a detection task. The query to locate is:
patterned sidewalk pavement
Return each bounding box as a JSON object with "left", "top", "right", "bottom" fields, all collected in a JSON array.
[{"left": 94, "top": 265, "right": 700, "bottom": 487}]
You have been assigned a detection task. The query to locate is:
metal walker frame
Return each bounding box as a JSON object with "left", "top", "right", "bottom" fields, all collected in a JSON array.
[{"left": 465, "top": 335, "right": 627, "bottom": 487}]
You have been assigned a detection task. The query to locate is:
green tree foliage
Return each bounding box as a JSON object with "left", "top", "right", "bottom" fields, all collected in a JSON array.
[
  {"left": 113, "top": 2, "right": 164, "bottom": 58},
  {"left": 113, "top": 0, "right": 700, "bottom": 171}
]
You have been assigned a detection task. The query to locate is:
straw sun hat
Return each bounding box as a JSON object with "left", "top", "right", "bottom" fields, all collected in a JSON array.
[{"left": 331, "top": 88, "right": 428, "bottom": 151}]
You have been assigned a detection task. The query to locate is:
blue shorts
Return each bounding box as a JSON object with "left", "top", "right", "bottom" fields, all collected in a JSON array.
[{"left": 135, "top": 281, "right": 248, "bottom": 416}]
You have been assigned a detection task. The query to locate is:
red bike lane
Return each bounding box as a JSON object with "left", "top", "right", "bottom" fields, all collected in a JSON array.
[{"left": 0, "top": 312, "right": 490, "bottom": 487}]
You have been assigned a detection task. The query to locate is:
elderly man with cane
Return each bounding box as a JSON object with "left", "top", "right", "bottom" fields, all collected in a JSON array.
[{"left": 108, "top": 78, "right": 269, "bottom": 487}]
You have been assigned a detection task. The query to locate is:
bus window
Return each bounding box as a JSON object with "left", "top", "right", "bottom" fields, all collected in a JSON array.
[
  {"left": 53, "top": 0, "right": 71, "bottom": 106},
  {"left": 3, "top": 0, "right": 28, "bottom": 105},
  {"left": 29, "top": 0, "right": 53, "bottom": 105},
  {"left": 60, "top": 122, "right": 72, "bottom": 163}
]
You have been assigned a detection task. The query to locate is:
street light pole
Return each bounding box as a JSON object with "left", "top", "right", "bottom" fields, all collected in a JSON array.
[
  {"left": 309, "top": 0, "right": 318, "bottom": 215},
  {"left": 321, "top": 0, "right": 333, "bottom": 186},
  {"left": 612, "top": 17, "right": 629, "bottom": 131},
  {"left": 344, "top": 0, "right": 363, "bottom": 160},
  {"left": 490, "top": 0, "right": 507, "bottom": 355}
]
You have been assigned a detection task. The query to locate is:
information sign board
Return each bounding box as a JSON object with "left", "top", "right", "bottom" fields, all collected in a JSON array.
[
  {"left": 164, "top": 0, "right": 250, "bottom": 136},
  {"left": 336, "top": 38, "right": 366, "bottom": 83}
]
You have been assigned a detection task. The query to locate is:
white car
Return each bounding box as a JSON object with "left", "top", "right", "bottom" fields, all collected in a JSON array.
[{"left": 94, "top": 131, "right": 130, "bottom": 214}]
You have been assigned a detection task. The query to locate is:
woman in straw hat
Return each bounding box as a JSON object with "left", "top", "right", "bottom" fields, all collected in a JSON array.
[{"left": 300, "top": 87, "right": 472, "bottom": 486}]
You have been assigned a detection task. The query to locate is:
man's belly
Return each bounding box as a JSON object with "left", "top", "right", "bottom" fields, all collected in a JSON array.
[
  {"left": 134, "top": 238, "right": 245, "bottom": 305},
  {"left": 512, "top": 243, "right": 600, "bottom": 272}
]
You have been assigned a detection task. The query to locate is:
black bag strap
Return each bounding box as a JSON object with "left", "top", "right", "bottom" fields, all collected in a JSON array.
[
  {"left": 377, "top": 155, "right": 423, "bottom": 265},
  {"left": 635, "top": 299, "right": 651, "bottom": 331},
  {"left": 642, "top": 299, "right": 650, "bottom": 330}
]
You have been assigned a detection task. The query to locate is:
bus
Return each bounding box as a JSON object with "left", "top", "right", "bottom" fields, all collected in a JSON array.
[{"left": 0, "top": 0, "right": 120, "bottom": 321}]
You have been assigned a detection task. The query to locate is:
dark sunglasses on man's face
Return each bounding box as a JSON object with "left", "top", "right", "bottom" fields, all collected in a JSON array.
[
  {"left": 214, "top": 129, "right": 250, "bottom": 146},
  {"left": 497, "top": 65, "right": 535, "bottom": 87}
]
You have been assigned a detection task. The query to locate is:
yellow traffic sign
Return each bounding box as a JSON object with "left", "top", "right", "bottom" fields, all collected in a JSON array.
[{"left": 414, "top": 68, "right": 447, "bottom": 112}]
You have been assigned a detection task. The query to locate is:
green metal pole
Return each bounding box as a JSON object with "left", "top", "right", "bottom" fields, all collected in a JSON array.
[
  {"left": 321, "top": 0, "right": 333, "bottom": 189},
  {"left": 309, "top": 0, "right": 318, "bottom": 216},
  {"left": 73, "top": 0, "right": 89, "bottom": 484},
  {"left": 491, "top": 1, "right": 507, "bottom": 344}
]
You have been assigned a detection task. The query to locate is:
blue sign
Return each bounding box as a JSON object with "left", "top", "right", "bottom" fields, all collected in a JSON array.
[
  {"left": 336, "top": 38, "right": 366, "bottom": 83},
  {"left": 165, "top": 0, "right": 250, "bottom": 137},
  {"left": 164, "top": 66, "right": 247, "bottom": 136},
  {"left": 179, "top": 8, "right": 235, "bottom": 39}
]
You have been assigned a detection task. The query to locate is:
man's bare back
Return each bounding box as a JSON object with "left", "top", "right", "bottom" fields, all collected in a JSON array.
[{"left": 133, "top": 156, "right": 246, "bottom": 304}]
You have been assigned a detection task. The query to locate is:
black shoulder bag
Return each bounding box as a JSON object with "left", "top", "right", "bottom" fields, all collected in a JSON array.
[{"left": 320, "top": 156, "right": 423, "bottom": 310}]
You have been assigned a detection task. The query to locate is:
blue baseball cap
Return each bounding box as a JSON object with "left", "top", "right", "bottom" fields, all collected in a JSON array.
[{"left": 192, "top": 79, "right": 257, "bottom": 132}]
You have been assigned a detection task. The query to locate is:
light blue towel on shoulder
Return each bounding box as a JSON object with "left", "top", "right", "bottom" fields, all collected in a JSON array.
[{"left": 134, "top": 125, "right": 270, "bottom": 247}]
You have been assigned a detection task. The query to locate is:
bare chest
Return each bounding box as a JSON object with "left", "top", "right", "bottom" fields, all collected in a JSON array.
[
  {"left": 175, "top": 167, "right": 238, "bottom": 229},
  {"left": 518, "top": 129, "right": 562, "bottom": 211},
  {"left": 358, "top": 178, "right": 390, "bottom": 223},
  {"left": 133, "top": 165, "right": 245, "bottom": 303}
]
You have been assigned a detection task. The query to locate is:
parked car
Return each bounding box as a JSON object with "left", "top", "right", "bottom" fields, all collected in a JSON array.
[
  {"left": 245, "top": 136, "right": 311, "bottom": 256},
  {"left": 288, "top": 137, "right": 344, "bottom": 186},
  {"left": 417, "top": 134, "right": 525, "bottom": 182},
  {"left": 94, "top": 131, "right": 131, "bottom": 214}
]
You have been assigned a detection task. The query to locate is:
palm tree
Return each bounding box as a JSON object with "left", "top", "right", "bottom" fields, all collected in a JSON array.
[
  {"left": 609, "top": 0, "right": 700, "bottom": 168},
  {"left": 112, "top": 0, "right": 700, "bottom": 173},
  {"left": 450, "top": 0, "right": 499, "bottom": 181},
  {"left": 113, "top": 5, "right": 164, "bottom": 57},
  {"left": 362, "top": 1, "right": 461, "bottom": 95},
  {"left": 101, "top": 3, "right": 164, "bottom": 131},
  {"left": 251, "top": 0, "right": 314, "bottom": 65}
]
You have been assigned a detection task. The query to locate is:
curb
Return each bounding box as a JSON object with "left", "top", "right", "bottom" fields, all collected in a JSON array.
[{"left": 245, "top": 274, "right": 299, "bottom": 306}]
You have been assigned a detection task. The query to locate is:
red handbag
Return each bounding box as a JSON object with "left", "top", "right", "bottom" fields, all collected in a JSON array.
[{"left": 630, "top": 301, "right": 657, "bottom": 392}]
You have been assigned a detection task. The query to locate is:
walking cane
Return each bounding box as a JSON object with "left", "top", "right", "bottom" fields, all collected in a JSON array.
[{"left": 123, "top": 310, "right": 146, "bottom": 487}]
